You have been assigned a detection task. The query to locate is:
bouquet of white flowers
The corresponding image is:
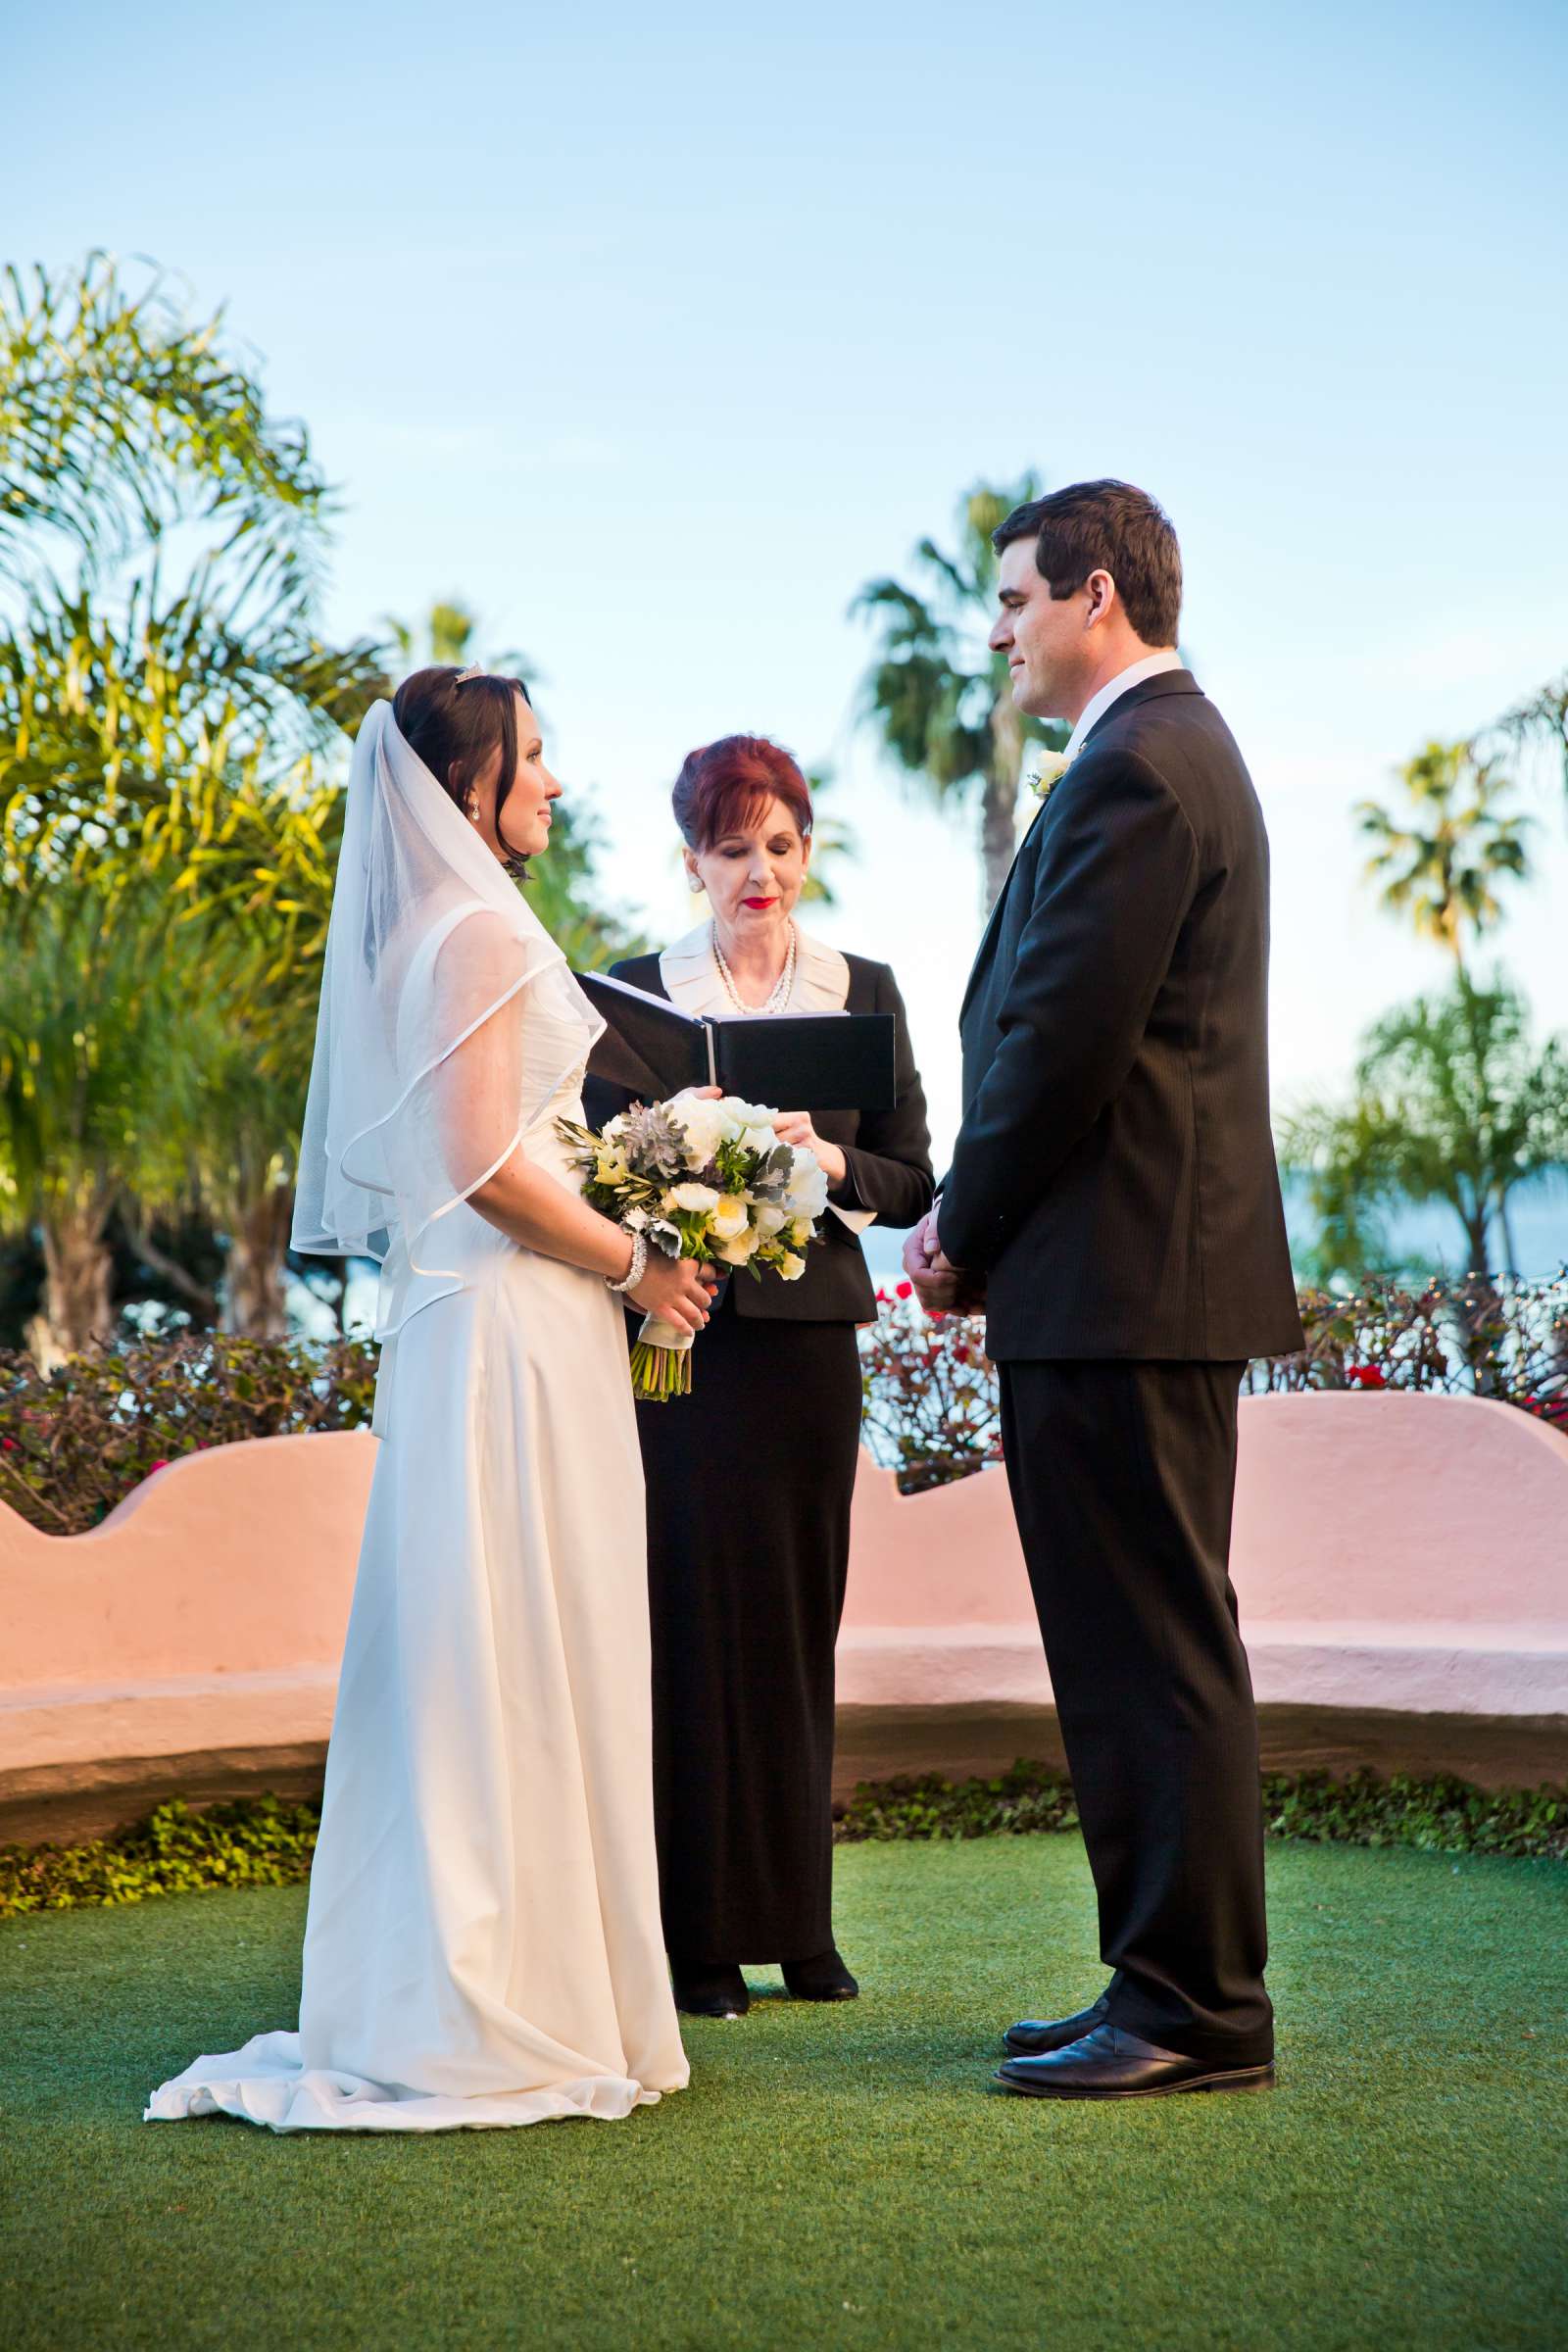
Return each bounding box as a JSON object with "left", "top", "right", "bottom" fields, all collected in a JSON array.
[{"left": 556, "top": 1088, "right": 829, "bottom": 1399}]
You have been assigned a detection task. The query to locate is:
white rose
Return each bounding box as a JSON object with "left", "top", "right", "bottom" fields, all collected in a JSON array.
[
  {"left": 1026, "top": 748, "right": 1074, "bottom": 801},
  {"left": 709, "top": 1194, "right": 750, "bottom": 1242},
  {"left": 667, "top": 1091, "right": 727, "bottom": 1165},
  {"left": 668, "top": 1181, "right": 720, "bottom": 1213},
  {"left": 783, "top": 1147, "right": 828, "bottom": 1219},
  {"left": 777, "top": 1250, "right": 807, "bottom": 1282},
  {"left": 752, "top": 1201, "right": 788, "bottom": 1238},
  {"left": 714, "top": 1224, "right": 762, "bottom": 1265},
  {"left": 720, "top": 1095, "right": 775, "bottom": 1130}
]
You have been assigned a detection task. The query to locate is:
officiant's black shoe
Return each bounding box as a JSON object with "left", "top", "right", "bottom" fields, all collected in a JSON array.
[
  {"left": 670, "top": 1960, "right": 749, "bottom": 2019},
  {"left": 1004, "top": 1994, "right": 1110, "bottom": 2056},
  {"left": 994, "top": 2025, "right": 1275, "bottom": 2101},
  {"left": 782, "top": 1948, "right": 858, "bottom": 2002}
]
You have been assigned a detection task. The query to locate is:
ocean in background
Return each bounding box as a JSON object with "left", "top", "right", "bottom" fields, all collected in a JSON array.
[{"left": 858, "top": 1176, "right": 1568, "bottom": 1292}]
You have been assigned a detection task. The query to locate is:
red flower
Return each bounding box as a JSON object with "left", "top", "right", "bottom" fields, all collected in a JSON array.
[
  {"left": 896, "top": 1281, "right": 913, "bottom": 1299},
  {"left": 0, "top": 1437, "right": 13, "bottom": 1450},
  {"left": 1346, "top": 1365, "right": 1387, "bottom": 1391},
  {"left": 148, "top": 1458, "right": 170, "bottom": 1473}
]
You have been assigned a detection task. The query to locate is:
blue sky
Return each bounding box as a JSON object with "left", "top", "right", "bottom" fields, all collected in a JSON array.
[{"left": 8, "top": 0, "right": 1567, "bottom": 1243}]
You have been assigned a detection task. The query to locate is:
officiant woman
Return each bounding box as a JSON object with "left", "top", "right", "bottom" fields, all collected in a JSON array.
[{"left": 584, "top": 735, "right": 933, "bottom": 2020}]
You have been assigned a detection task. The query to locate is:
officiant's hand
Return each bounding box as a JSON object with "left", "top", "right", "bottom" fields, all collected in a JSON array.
[
  {"left": 773, "top": 1111, "right": 848, "bottom": 1188},
  {"left": 630, "top": 1253, "right": 718, "bottom": 1335}
]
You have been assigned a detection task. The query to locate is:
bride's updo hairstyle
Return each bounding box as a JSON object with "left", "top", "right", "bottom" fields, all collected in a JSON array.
[
  {"left": 671, "top": 734, "right": 813, "bottom": 851},
  {"left": 392, "top": 665, "right": 534, "bottom": 875}
]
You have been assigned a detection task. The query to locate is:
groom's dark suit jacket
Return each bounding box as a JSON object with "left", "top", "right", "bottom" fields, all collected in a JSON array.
[{"left": 939, "top": 670, "right": 1303, "bottom": 1364}]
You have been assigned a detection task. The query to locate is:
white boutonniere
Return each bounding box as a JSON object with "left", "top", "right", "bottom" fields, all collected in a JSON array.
[{"left": 1025, "top": 748, "right": 1074, "bottom": 803}]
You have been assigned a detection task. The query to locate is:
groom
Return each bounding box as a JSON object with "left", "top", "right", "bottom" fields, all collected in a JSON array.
[{"left": 906, "top": 480, "right": 1303, "bottom": 2099}]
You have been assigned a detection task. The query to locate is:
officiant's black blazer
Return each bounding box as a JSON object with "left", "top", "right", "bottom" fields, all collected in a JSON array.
[
  {"left": 581, "top": 952, "right": 933, "bottom": 1325},
  {"left": 939, "top": 670, "right": 1303, "bottom": 1364}
]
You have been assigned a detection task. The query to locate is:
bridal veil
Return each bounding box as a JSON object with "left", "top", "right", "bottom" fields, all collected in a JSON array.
[{"left": 291, "top": 698, "right": 602, "bottom": 1339}]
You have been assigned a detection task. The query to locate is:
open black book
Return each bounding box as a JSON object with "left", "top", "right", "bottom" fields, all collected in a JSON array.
[{"left": 574, "top": 969, "right": 897, "bottom": 1113}]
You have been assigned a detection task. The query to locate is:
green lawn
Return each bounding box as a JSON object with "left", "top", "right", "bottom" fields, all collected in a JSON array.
[{"left": 1, "top": 1837, "right": 1564, "bottom": 2352}]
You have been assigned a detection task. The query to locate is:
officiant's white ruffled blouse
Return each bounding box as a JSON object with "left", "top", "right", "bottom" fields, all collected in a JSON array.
[{"left": 655, "top": 921, "right": 875, "bottom": 1238}]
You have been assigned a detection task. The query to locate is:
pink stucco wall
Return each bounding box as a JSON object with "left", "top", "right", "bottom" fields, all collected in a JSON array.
[
  {"left": 838, "top": 1395, "right": 1568, "bottom": 1723},
  {"left": 2, "top": 1395, "right": 1565, "bottom": 1838}
]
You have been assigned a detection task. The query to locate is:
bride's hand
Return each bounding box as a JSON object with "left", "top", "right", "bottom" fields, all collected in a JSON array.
[
  {"left": 772, "top": 1111, "right": 847, "bottom": 1187},
  {"left": 629, "top": 1251, "right": 717, "bottom": 1335}
]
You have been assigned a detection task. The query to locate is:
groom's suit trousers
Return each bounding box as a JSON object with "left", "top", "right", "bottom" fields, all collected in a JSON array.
[{"left": 1000, "top": 1357, "right": 1273, "bottom": 2067}]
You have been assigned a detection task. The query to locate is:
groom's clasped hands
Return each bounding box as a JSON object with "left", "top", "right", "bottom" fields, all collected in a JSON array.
[{"left": 901, "top": 1205, "right": 986, "bottom": 1314}]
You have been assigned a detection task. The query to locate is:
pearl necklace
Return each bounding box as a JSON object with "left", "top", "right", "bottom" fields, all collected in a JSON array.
[{"left": 711, "top": 918, "right": 797, "bottom": 1015}]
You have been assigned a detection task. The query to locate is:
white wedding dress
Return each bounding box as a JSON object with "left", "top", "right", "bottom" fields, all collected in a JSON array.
[{"left": 146, "top": 705, "right": 688, "bottom": 2133}]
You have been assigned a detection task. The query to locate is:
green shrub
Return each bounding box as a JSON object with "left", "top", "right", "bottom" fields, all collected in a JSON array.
[
  {"left": 4, "top": 1767, "right": 1562, "bottom": 1921},
  {"left": 835, "top": 1762, "right": 1568, "bottom": 1861},
  {"left": 0, "top": 1335, "right": 377, "bottom": 1533},
  {"left": 0, "top": 1793, "right": 321, "bottom": 1916}
]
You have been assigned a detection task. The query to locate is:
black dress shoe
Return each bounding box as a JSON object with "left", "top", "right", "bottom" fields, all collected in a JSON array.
[
  {"left": 1004, "top": 1994, "right": 1110, "bottom": 2056},
  {"left": 994, "top": 2024, "right": 1275, "bottom": 2101},
  {"left": 670, "top": 1960, "right": 749, "bottom": 2019},
  {"left": 782, "top": 1947, "right": 858, "bottom": 2002}
]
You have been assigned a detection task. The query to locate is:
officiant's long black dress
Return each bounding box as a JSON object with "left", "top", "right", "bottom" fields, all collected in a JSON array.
[{"left": 583, "top": 930, "right": 932, "bottom": 1964}]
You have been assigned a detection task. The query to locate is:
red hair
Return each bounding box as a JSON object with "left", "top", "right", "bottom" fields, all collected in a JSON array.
[{"left": 670, "top": 734, "right": 813, "bottom": 851}]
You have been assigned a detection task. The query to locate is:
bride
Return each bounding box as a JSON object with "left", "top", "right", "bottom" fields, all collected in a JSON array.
[{"left": 146, "top": 666, "right": 713, "bottom": 2132}]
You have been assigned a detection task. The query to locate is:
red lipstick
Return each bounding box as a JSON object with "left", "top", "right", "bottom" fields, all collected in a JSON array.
[{"left": 741, "top": 896, "right": 777, "bottom": 909}]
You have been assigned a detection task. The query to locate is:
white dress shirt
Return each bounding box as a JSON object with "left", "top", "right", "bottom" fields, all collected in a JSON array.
[{"left": 1061, "top": 647, "right": 1186, "bottom": 765}]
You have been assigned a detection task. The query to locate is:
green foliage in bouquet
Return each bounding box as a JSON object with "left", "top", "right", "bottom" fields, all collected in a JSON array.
[{"left": 0, "top": 1335, "right": 376, "bottom": 1534}]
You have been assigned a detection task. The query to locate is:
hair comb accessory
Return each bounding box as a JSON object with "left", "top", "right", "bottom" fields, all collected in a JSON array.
[{"left": 454, "top": 665, "right": 486, "bottom": 685}]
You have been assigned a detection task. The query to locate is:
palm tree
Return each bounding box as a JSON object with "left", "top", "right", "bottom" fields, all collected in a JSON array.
[
  {"left": 0, "top": 891, "right": 192, "bottom": 1363},
  {"left": 1356, "top": 741, "right": 1532, "bottom": 976},
  {"left": 798, "top": 764, "right": 856, "bottom": 907},
  {"left": 0, "top": 255, "right": 386, "bottom": 1352},
  {"left": 1, "top": 252, "right": 329, "bottom": 607},
  {"left": 1491, "top": 669, "right": 1568, "bottom": 799},
  {"left": 1280, "top": 977, "right": 1568, "bottom": 1295},
  {"left": 852, "top": 476, "right": 1066, "bottom": 913},
  {"left": 384, "top": 599, "right": 493, "bottom": 672}
]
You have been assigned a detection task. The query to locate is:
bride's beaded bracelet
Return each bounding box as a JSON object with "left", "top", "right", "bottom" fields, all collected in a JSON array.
[{"left": 606, "top": 1228, "right": 649, "bottom": 1296}]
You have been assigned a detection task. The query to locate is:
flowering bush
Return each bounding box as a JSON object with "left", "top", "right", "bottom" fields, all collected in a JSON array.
[
  {"left": 1244, "top": 1274, "right": 1568, "bottom": 1428},
  {"left": 860, "top": 1272, "right": 1568, "bottom": 1494},
  {"left": 4, "top": 1274, "right": 1563, "bottom": 1527},
  {"left": 0, "top": 1336, "right": 377, "bottom": 1535},
  {"left": 858, "top": 1286, "right": 1001, "bottom": 1494}
]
